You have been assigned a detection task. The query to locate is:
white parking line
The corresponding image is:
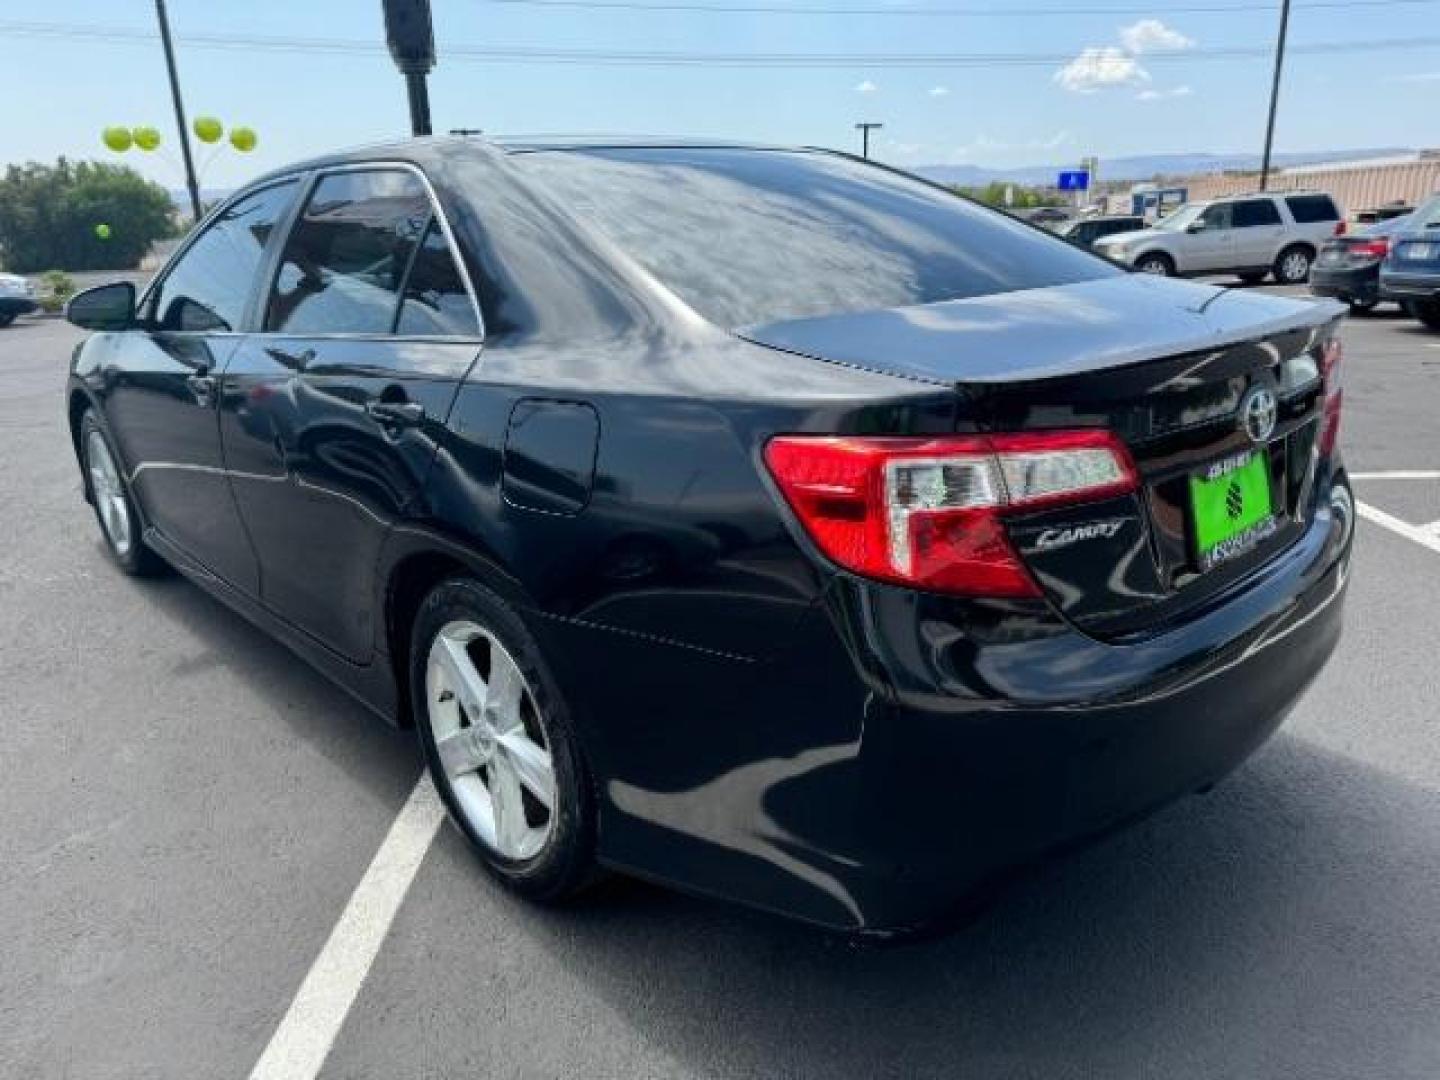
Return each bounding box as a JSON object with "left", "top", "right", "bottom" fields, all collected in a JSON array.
[
  {"left": 248, "top": 777, "right": 445, "bottom": 1080},
  {"left": 1357, "top": 500, "right": 1440, "bottom": 557},
  {"left": 1350, "top": 471, "right": 1440, "bottom": 481}
]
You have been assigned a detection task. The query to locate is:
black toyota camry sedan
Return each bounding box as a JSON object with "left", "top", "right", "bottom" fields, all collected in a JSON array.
[{"left": 64, "top": 138, "right": 1353, "bottom": 934}]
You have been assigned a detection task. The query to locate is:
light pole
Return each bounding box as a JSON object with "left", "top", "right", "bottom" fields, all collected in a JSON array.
[
  {"left": 154, "top": 0, "right": 202, "bottom": 222},
  {"left": 855, "top": 122, "right": 883, "bottom": 160},
  {"left": 383, "top": 0, "right": 437, "bottom": 137},
  {"left": 1259, "top": 0, "right": 1292, "bottom": 192}
]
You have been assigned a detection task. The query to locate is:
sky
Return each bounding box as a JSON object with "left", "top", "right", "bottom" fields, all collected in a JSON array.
[{"left": 2, "top": 0, "right": 1437, "bottom": 190}]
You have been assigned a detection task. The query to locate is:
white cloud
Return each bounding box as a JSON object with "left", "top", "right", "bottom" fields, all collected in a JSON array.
[
  {"left": 1119, "top": 19, "right": 1195, "bottom": 54},
  {"left": 855, "top": 79, "right": 878, "bottom": 94},
  {"left": 1137, "top": 84, "right": 1194, "bottom": 101},
  {"left": 1054, "top": 47, "right": 1150, "bottom": 94},
  {"left": 948, "top": 130, "right": 1074, "bottom": 161},
  {"left": 928, "top": 85, "right": 950, "bottom": 97}
]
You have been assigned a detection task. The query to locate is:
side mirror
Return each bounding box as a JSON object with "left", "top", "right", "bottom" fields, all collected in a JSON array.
[
  {"left": 66, "top": 282, "right": 136, "bottom": 331},
  {"left": 1186, "top": 220, "right": 1208, "bottom": 234}
]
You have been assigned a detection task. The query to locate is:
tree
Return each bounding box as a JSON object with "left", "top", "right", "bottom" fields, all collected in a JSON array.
[
  {"left": 0, "top": 158, "right": 176, "bottom": 273},
  {"left": 951, "top": 181, "right": 1067, "bottom": 210}
]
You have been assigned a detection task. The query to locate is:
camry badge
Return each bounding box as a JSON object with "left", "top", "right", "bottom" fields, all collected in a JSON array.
[{"left": 1239, "top": 385, "right": 1278, "bottom": 444}]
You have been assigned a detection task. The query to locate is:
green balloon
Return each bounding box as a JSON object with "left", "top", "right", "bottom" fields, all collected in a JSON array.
[
  {"left": 229, "top": 126, "right": 257, "bottom": 153},
  {"left": 102, "top": 126, "right": 133, "bottom": 153},
  {"left": 133, "top": 126, "right": 162, "bottom": 152},
  {"left": 95, "top": 223, "right": 112, "bottom": 241},
  {"left": 193, "top": 116, "right": 223, "bottom": 144}
]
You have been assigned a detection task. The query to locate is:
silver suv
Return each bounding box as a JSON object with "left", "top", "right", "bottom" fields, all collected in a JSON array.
[{"left": 1093, "top": 192, "right": 1342, "bottom": 284}]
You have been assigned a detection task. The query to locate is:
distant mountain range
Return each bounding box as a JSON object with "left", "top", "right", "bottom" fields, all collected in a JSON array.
[{"left": 912, "top": 148, "right": 1414, "bottom": 189}]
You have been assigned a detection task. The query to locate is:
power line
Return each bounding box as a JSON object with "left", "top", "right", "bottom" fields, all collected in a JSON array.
[
  {"left": 477, "top": 0, "right": 1440, "bottom": 17},
  {"left": 2, "top": 20, "right": 1439, "bottom": 68}
]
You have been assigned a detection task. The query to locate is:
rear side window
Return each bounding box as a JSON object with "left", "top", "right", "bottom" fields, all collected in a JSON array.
[
  {"left": 1285, "top": 194, "right": 1340, "bottom": 223},
  {"left": 395, "top": 220, "right": 479, "bottom": 336},
  {"left": 150, "top": 180, "right": 298, "bottom": 332},
  {"left": 1233, "top": 199, "right": 1283, "bottom": 228},
  {"left": 518, "top": 148, "right": 1118, "bottom": 328},
  {"left": 267, "top": 170, "right": 431, "bottom": 335}
]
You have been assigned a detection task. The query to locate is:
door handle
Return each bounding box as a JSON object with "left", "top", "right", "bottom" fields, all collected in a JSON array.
[
  {"left": 186, "top": 373, "right": 217, "bottom": 402},
  {"left": 365, "top": 399, "right": 426, "bottom": 430}
]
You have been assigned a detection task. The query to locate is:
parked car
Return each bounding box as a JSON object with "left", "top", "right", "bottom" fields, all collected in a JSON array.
[
  {"left": 1350, "top": 201, "right": 1413, "bottom": 226},
  {"left": 0, "top": 273, "right": 38, "bottom": 327},
  {"left": 1311, "top": 210, "right": 1415, "bottom": 313},
  {"left": 1017, "top": 205, "right": 1072, "bottom": 227},
  {"left": 1057, "top": 214, "right": 1146, "bottom": 250},
  {"left": 1380, "top": 193, "right": 1440, "bottom": 330},
  {"left": 1092, "top": 191, "right": 1343, "bottom": 283},
  {"left": 63, "top": 139, "right": 1352, "bottom": 935}
]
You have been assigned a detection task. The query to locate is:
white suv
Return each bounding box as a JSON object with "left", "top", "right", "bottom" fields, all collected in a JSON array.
[{"left": 1093, "top": 192, "right": 1342, "bottom": 284}]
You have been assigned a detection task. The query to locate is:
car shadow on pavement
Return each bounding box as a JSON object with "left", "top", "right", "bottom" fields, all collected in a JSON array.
[
  {"left": 122, "top": 562, "right": 419, "bottom": 807},
  {"left": 511, "top": 735, "right": 1439, "bottom": 1078}
]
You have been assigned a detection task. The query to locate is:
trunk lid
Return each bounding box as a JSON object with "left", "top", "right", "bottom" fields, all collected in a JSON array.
[{"left": 740, "top": 275, "right": 1343, "bottom": 637}]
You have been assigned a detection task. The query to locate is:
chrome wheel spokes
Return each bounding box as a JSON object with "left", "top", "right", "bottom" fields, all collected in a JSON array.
[
  {"left": 86, "top": 429, "right": 132, "bottom": 557},
  {"left": 426, "top": 620, "right": 555, "bottom": 861}
]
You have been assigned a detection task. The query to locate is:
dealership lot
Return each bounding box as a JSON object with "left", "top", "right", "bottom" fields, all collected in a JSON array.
[{"left": 3, "top": 297, "right": 1439, "bottom": 1078}]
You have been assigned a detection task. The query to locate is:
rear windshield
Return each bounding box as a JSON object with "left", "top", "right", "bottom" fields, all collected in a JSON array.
[{"left": 516, "top": 147, "right": 1118, "bottom": 328}]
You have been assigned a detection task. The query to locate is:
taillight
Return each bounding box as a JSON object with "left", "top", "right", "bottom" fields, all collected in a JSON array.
[
  {"left": 1333, "top": 220, "right": 1347, "bottom": 236},
  {"left": 1348, "top": 238, "right": 1390, "bottom": 260},
  {"left": 762, "top": 430, "right": 1138, "bottom": 598},
  {"left": 1319, "top": 336, "right": 1343, "bottom": 456}
]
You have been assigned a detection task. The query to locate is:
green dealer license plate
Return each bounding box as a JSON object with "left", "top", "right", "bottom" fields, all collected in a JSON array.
[{"left": 1189, "top": 451, "right": 1278, "bottom": 571}]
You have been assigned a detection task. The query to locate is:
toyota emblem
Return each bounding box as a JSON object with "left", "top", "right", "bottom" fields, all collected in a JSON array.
[{"left": 1239, "top": 385, "right": 1278, "bottom": 444}]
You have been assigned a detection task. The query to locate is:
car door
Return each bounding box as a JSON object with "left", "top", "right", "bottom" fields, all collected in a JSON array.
[
  {"left": 1185, "top": 202, "right": 1235, "bottom": 273},
  {"left": 101, "top": 179, "right": 300, "bottom": 595},
  {"left": 1230, "top": 198, "right": 1286, "bottom": 269},
  {"left": 219, "top": 166, "right": 483, "bottom": 662}
]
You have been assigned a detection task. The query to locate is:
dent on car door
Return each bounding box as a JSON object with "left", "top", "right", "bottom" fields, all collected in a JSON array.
[
  {"left": 220, "top": 168, "right": 482, "bottom": 663},
  {"left": 101, "top": 180, "right": 299, "bottom": 595}
]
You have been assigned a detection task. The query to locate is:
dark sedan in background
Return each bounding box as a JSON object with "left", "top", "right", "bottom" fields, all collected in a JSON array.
[
  {"left": 1311, "top": 211, "right": 1415, "bottom": 313},
  {"left": 63, "top": 139, "right": 1352, "bottom": 935},
  {"left": 1379, "top": 193, "right": 1440, "bottom": 330},
  {"left": 1057, "top": 214, "right": 1145, "bottom": 250}
]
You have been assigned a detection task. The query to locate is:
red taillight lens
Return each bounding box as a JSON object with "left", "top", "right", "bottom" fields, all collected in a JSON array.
[
  {"left": 1319, "top": 336, "right": 1343, "bottom": 456},
  {"left": 762, "top": 430, "right": 1138, "bottom": 598},
  {"left": 1348, "top": 238, "right": 1390, "bottom": 260},
  {"left": 1334, "top": 220, "right": 1347, "bottom": 236}
]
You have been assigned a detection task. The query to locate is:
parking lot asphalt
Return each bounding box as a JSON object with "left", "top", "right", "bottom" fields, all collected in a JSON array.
[{"left": 3, "top": 293, "right": 1439, "bottom": 1079}]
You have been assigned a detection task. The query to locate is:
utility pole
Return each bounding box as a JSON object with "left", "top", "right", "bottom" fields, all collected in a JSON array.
[
  {"left": 1259, "top": 0, "right": 1292, "bottom": 192},
  {"left": 383, "top": 0, "right": 437, "bottom": 137},
  {"left": 154, "top": 0, "right": 203, "bottom": 222},
  {"left": 855, "top": 122, "right": 883, "bottom": 160}
]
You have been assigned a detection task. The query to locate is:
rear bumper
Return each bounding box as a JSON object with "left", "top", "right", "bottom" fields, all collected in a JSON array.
[
  {"left": 585, "top": 470, "right": 1352, "bottom": 934},
  {"left": 1310, "top": 264, "right": 1380, "bottom": 303},
  {"left": 1380, "top": 272, "right": 1440, "bottom": 301}
]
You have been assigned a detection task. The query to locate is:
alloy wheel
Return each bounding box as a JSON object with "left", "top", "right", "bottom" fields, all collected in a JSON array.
[
  {"left": 425, "top": 620, "right": 556, "bottom": 862},
  {"left": 86, "top": 429, "right": 132, "bottom": 557},
  {"left": 1280, "top": 251, "right": 1311, "bottom": 283}
]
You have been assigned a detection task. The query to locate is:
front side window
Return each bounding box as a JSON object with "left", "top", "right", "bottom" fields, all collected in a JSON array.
[
  {"left": 1232, "top": 199, "right": 1283, "bottom": 228},
  {"left": 1200, "top": 203, "right": 1234, "bottom": 231},
  {"left": 1285, "top": 194, "right": 1339, "bottom": 223},
  {"left": 518, "top": 148, "right": 1117, "bottom": 329},
  {"left": 266, "top": 170, "right": 431, "bottom": 335},
  {"left": 149, "top": 180, "right": 298, "bottom": 332}
]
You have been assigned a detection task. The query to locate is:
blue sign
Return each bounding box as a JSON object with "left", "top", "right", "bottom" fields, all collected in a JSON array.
[{"left": 1057, "top": 170, "right": 1090, "bottom": 192}]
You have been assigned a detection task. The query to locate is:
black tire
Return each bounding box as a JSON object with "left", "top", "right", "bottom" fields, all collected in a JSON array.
[
  {"left": 1348, "top": 298, "right": 1379, "bottom": 316},
  {"left": 1414, "top": 299, "right": 1440, "bottom": 331},
  {"left": 0, "top": 313, "right": 15, "bottom": 328},
  {"left": 79, "top": 410, "right": 167, "bottom": 576},
  {"left": 1273, "top": 245, "right": 1314, "bottom": 285},
  {"left": 410, "top": 576, "right": 597, "bottom": 902},
  {"left": 1134, "top": 252, "right": 1174, "bottom": 276},
  {"left": 1238, "top": 271, "right": 1269, "bottom": 285}
]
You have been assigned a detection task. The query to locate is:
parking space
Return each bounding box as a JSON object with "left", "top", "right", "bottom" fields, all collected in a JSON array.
[{"left": 3, "top": 297, "right": 1439, "bottom": 1078}]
